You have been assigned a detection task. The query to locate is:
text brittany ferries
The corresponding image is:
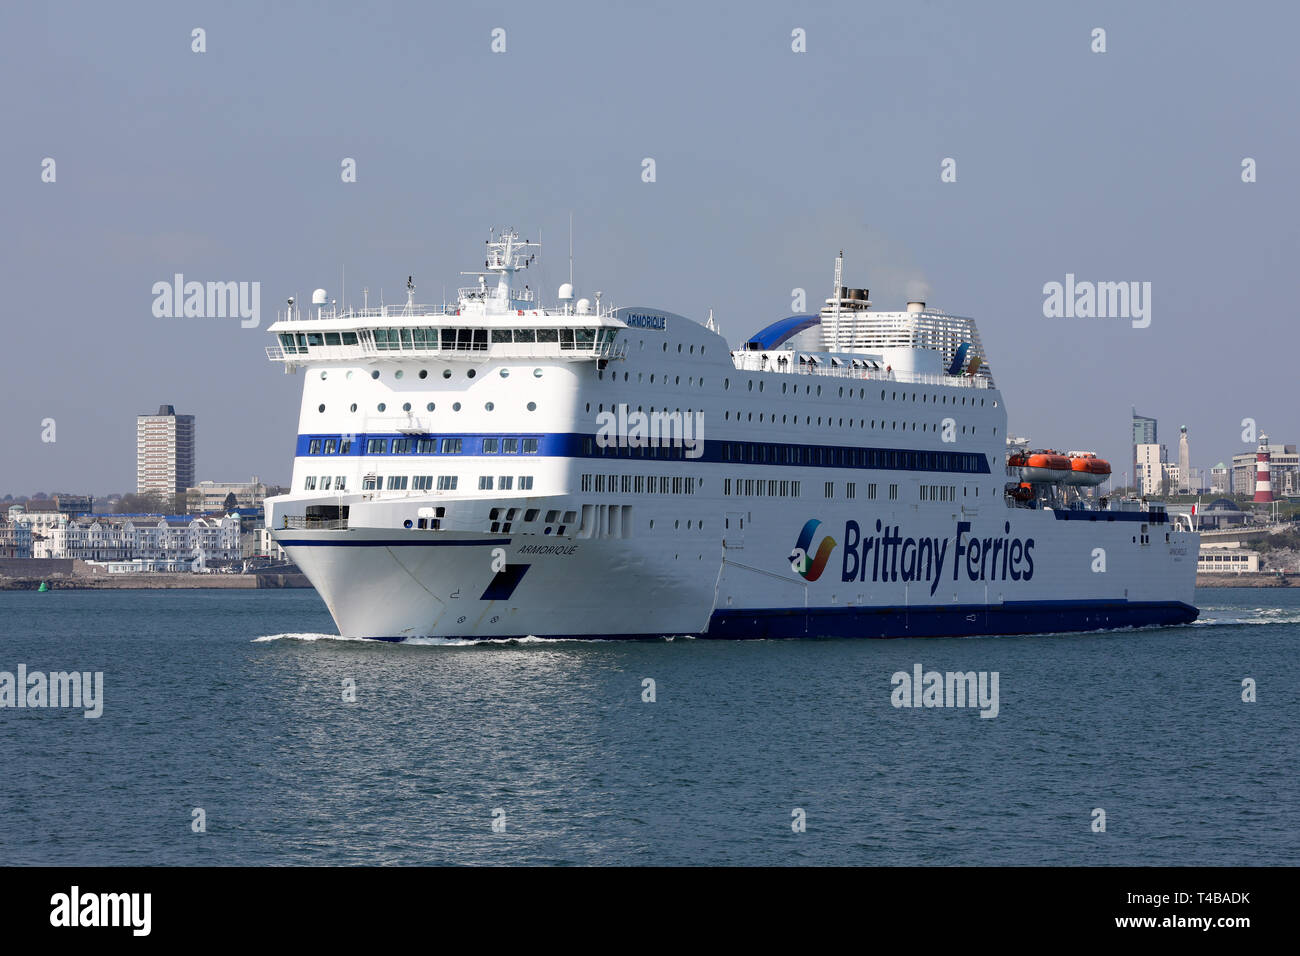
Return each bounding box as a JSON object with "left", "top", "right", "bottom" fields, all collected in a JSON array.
[{"left": 262, "top": 231, "right": 1198, "bottom": 639}]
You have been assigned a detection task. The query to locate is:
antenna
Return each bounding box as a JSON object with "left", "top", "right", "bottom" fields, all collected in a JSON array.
[{"left": 569, "top": 211, "right": 574, "bottom": 286}]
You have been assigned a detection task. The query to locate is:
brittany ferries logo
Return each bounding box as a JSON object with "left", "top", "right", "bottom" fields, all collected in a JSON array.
[{"left": 789, "top": 519, "right": 837, "bottom": 581}]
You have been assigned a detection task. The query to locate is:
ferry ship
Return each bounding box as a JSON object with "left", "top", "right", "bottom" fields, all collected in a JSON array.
[{"left": 264, "top": 229, "right": 1198, "bottom": 640}]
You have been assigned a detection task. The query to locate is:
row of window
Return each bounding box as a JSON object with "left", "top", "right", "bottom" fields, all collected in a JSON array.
[
  {"left": 595, "top": 364, "right": 993, "bottom": 411},
  {"left": 280, "top": 327, "right": 615, "bottom": 354},
  {"left": 583, "top": 437, "right": 986, "bottom": 473},
  {"left": 579, "top": 474, "right": 699, "bottom": 495},
  {"left": 301, "top": 474, "right": 536, "bottom": 492},
  {"left": 919, "top": 484, "right": 956, "bottom": 502},
  {"left": 724, "top": 479, "right": 804, "bottom": 498},
  {"left": 300, "top": 433, "right": 990, "bottom": 475},
  {"left": 306, "top": 436, "right": 540, "bottom": 456}
]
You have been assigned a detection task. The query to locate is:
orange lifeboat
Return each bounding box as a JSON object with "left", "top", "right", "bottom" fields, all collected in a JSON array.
[
  {"left": 1065, "top": 454, "right": 1111, "bottom": 486},
  {"left": 1012, "top": 450, "right": 1071, "bottom": 482},
  {"left": 1011, "top": 482, "right": 1035, "bottom": 501}
]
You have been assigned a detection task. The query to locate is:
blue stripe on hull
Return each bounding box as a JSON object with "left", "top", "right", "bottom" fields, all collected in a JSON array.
[
  {"left": 705, "top": 600, "right": 1198, "bottom": 639},
  {"left": 355, "top": 600, "right": 1197, "bottom": 641}
]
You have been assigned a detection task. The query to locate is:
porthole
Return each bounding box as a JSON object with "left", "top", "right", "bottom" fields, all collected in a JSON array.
[
  {"left": 318, "top": 404, "right": 325, "bottom": 413},
  {"left": 395, "top": 370, "right": 404, "bottom": 379},
  {"left": 533, "top": 368, "right": 543, "bottom": 378},
  {"left": 377, "top": 402, "right": 386, "bottom": 412},
  {"left": 452, "top": 402, "right": 461, "bottom": 411},
  {"left": 345, "top": 371, "right": 353, "bottom": 380},
  {"left": 320, "top": 371, "right": 327, "bottom": 380},
  {"left": 418, "top": 369, "right": 428, "bottom": 379},
  {"left": 404, "top": 519, "right": 413, "bottom": 529},
  {"left": 402, "top": 402, "right": 411, "bottom": 412},
  {"left": 350, "top": 403, "right": 357, "bottom": 412},
  {"left": 499, "top": 368, "right": 510, "bottom": 378},
  {"left": 443, "top": 369, "right": 452, "bottom": 379},
  {"left": 371, "top": 370, "right": 380, "bottom": 379},
  {"left": 426, "top": 403, "right": 435, "bottom": 412},
  {"left": 527, "top": 401, "right": 536, "bottom": 411},
  {"left": 485, "top": 402, "right": 494, "bottom": 411},
  {"left": 467, "top": 368, "right": 476, "bottom": 379}
]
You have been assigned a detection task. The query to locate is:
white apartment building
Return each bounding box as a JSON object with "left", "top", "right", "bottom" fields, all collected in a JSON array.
[
  {"left": 7, "top": 506, "right": 70, "bottom": 559},
  {"left": 137, "top": 404, "right": 196, "bottom": 496},
  {"left": 62, "top": 514, "right": 240, "bottom": 565}
]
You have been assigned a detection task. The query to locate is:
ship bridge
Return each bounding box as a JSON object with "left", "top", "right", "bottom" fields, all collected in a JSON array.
[{"left": 266, "top": 227, "right": 630, "bottom": 368}]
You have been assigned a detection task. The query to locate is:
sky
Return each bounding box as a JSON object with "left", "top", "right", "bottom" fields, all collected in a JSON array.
[{"left": 2, "top": 0, "right": 1296, "bottom": 495}]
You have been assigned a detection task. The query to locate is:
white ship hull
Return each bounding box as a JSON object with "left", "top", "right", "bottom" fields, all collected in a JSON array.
[{"left": 278, "top": 502, "right": 1196, "bottom": 640}]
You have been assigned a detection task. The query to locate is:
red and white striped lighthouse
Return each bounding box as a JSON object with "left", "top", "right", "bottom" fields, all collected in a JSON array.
[{"left": 1253, "top": 434, "right": 1274, "bottom": 503}]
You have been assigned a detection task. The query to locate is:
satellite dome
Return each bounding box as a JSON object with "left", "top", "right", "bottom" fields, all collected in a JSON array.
[
  {"left": 311, "top": 288, "right": 328, "bottom": 305},
  {"left": 575, "top": 298, "right": 592, "bottom": 315},
  {"left": 558, "top": 282, "right": 575, "bottom": 301}
]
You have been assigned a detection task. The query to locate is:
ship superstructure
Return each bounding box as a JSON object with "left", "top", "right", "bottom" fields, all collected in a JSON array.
[{"left": 264, "top": 230, "right": 1198, "bottom": 639}]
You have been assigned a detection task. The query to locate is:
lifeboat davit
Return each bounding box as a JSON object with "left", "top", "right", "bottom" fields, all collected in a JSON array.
[
  {"left": 1064, "top": 454, "right": 1111, "bottom": 486},
  {"left": 1009, "top": 450, "right": 1071, "bottom": 483},
  {"left": 1008, "top": 482, "right": 1035, "bottom": 501}
]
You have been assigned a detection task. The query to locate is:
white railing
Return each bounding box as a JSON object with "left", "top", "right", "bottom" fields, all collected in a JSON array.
[{"left": 731, "top": 354, "right": 992, "bottom": 388}]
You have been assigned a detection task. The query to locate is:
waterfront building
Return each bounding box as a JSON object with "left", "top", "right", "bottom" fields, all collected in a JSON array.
[{"left": 137, "top": 404, "right": 196, "bottom": 496}]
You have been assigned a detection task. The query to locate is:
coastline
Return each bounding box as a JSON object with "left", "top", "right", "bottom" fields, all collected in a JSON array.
[
  {"left": 0, "top": 572, "right": 311, "bottom": 590},
  {"left": 1196, "top": 572, "right": 1297, "bottom": 588}
]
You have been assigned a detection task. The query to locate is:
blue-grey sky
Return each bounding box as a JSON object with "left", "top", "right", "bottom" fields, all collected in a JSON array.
[{"left": 3, "top": 0, "right": 1296, "bottom": 495}]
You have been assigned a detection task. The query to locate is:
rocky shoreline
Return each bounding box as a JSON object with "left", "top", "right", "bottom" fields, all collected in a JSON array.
[{"left": 1196, "top": 573, "right": 1297, "bottom": 588}]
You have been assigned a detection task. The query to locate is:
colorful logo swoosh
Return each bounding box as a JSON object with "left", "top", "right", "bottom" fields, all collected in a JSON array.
[{"left": 791, "top": 518, "right": 837, "bottom": 581}]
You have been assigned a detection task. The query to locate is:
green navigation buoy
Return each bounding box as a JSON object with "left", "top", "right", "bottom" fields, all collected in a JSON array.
[{"left": 38, "top": 581, "right": 49, "bottom": 592}]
